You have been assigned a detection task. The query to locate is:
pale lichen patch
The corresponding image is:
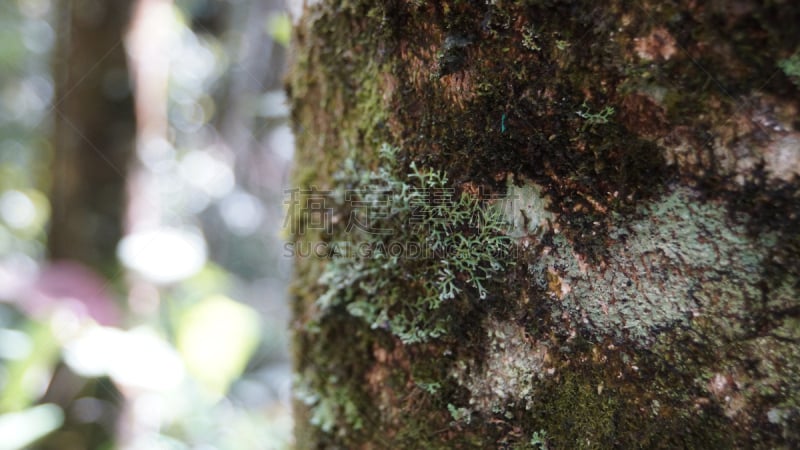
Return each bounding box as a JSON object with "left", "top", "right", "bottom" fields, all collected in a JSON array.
[
  {"left": 531, "top": 186, "right": 777, "bottom": 346},
  {"left": 451, "top": 318, "right": 550, "bottom": 415},
  {"left": 499, "top": 176, "right": 556, "bottom": 238},
  {"left": 764, "top": 133, "right": 800, "bottom": 182}
]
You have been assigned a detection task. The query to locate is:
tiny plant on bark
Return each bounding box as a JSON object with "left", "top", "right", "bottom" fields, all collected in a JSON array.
[
  {"left": 575, "top": 100, "right": 615, "bottom": 130},
  {"left": 779, "top": 50, "right": 800, "bottom": 87}
]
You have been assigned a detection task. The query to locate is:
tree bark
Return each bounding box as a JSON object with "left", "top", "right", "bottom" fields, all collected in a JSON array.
[
  {"left": 49, "top": 0, "right": 135, "bottom": 274},
  {"left": 288, "top": 1, "right": 800, "bottom": 448},
  {"left": 40, "top": 2, "right": 134, "bottom": 448}
]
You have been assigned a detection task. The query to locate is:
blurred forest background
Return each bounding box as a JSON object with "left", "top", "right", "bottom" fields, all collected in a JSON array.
[{"left": 0, "top": 0, "right": 295, "bottom": 448}]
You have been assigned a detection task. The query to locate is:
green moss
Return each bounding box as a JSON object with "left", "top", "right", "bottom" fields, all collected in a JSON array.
[{"left": 538, "top": 374, "right": 616, "bottom": 449}]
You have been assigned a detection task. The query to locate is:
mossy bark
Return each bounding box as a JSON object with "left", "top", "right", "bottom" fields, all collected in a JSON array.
[{"left": 288, "top": 1, "right": 800, "bottom": 448}]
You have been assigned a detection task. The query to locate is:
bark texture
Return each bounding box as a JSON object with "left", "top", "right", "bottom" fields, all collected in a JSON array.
[{"left": 289, "top": 1, "right": 800, "bottom": 448}]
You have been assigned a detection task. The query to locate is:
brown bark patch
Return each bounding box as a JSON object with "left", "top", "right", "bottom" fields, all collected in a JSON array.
[
  {"left": 634, "top": 26, "right": 677, "bottom": 61},
  {"left": 619, "top": 92, "right": 669, "bottom": 138}
]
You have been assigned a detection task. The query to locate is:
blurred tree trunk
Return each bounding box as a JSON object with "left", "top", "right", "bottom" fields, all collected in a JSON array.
[
  {"left": 289, "top": 1, "right": 800, "bottom": 448},
  {"left": 207, "top": 0, "right": 292, "bottom": 280},
  {"left": 40, "top": 1, "right": 134, "bottom": 449},
  {"left": 48, "top": 0, "right": 135, "bottom": 275}
]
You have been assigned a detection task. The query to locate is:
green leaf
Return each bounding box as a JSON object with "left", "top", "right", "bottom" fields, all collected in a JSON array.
[{"left": 176, "top": 295, "right": 260, "bottom": 398}]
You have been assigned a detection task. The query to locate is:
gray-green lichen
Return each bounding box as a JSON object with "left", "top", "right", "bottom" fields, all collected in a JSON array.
[
  {"left": 316, "top": 144, "right": 512, "bottom": 344},
  {"left": 295, "top": 376, "right": 363, "bottom": 434},
  {"left": 531, "top": 185, "right": 778, "bottom": 345}
]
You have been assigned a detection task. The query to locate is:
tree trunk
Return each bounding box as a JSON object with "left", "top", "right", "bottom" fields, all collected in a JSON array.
[
  {"left": 40, "top": 2, "right": 134, "bottom": 448},
  {"left": 288, "top": 1, "right": 800, "bottom": 448},
  {"left": 49, "top": 0, "right": 135, "bottom": 274}
]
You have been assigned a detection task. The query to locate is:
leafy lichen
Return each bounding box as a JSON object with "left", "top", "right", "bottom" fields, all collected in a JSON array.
[
  {"left": 295, "top": 377, "right": 364, "bottom": 434},
  {"left": 317, "top": 144, "right": 512, "bottom": 344},
  {"left": 575, "top": 101, "right": 615, "bottom": 130}
]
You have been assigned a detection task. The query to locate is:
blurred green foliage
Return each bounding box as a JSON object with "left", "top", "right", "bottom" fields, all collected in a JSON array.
[{"left": 0, "top": 1, "right": 293, "bottom": 449}]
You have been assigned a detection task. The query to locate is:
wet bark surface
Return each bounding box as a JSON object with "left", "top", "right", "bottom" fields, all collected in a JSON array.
[{"left": 289, "top": 1, "right": 800, "bottom": 448}]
